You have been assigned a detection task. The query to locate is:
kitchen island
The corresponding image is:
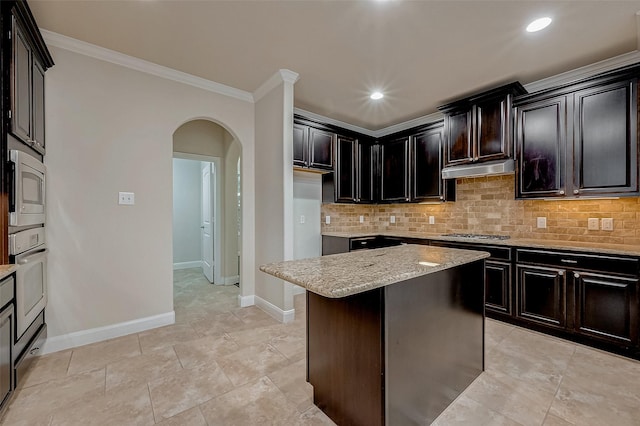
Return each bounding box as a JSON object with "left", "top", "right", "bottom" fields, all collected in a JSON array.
[{"left": 260, "top": 244, "right": 489, "bottom": 426}]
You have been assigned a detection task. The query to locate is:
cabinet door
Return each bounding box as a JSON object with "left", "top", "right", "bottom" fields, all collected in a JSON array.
[
  {"left": 309, "top": 128, "right": 334, "bottom": 170},
  {"left": 412, "top": 127, "right": 443, "bottom": 202},
  {"left": 380, "top": 137, "right": 410, "bottom": 202},
  {"left": 573, "top": 79, "right": 638, "bottom": 196},
  {"left": 32, "top": 60, "right": 46, "bottom": 154},
  {"left": 476, "top": 97, "right": 509, "bottom": 161},
  {"left": 516, "top": 265, "right": 566, "bottom": 329},
  {"left": 516, "top": 96, "right": 568, "bottom": 198},
  {"left": 11, "top": 16, "right": 32, "bottom": 145},
  {"left": 335, "top": 136, "right": 356, "bottom": 202},
  {"left": 293, "top": 124, "right": 308, "bottom": 167},
  {"left": 486, "top": 261, "right": 512, "bottom": 316},
  {"left": 444, "top": 109, "right": 473, "bottom": 165},
  {"left": 0, "top": 306, "right": 12, "bottom": 408},
  {"left": 357, "top": 141, "right": 375, "bottom": 203},
  {"left": 574, "top": 271, "right": 638, "bottom": 346}
]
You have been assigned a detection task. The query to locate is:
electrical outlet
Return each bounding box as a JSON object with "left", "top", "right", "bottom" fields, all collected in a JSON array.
[
  {"left": 325, "top": 216, "right": 330, "bottom": 225},
  {"left": 536, "top": 217, "right": 546, "bottom": 229},
  {"left": 300, "top": 215, "right": 305, "bottom": 224},
  {"left": 428, "top": 216, "right": 435, "bottom": 225},
  {"left": 118, "top": 192, "right": 135, "bottom": 205},
  {"left": 359, "top": 215, "right": 364, "bottom": 223},
  {"left": 601, "top": 218, "right": 614, "bottom": 231},
  {"left": 390, "top": 215, "right": 396, "bottom": 224},
  {"left": 587, "top": 218, "right": 599, "bottom": 230}
]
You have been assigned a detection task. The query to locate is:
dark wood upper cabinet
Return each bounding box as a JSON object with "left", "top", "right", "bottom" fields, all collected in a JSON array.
[
  {"left": 309, "top": 128, "right": 334, "bottom": 170},
  {"left": 335, "top": 136, "right": 356, "bottom": 202},
  {"left": 292, "top": 123, "right": 308, "bottom": 167},
  {"left": 380, "top": 136, "right": 410, "bottom": 202},
  {"left": 573, "top": 79, "right": 638, "bottom": 197},
  {"left": 412, "top": 124, "right": 444, "bottom": 202},
  {"left": 440, "top": 82, "right": 526, "bottom": 167},
  {"left": 357, "top": 140, "right": 376, "bottom": 203},
  {"left": 8, "top": 3, "right": 53, "bottom": 156},
  {"left": 515, "top": 67, "right": 639, "bottom": 199},
  {"left": 515, "top": 95, "right": 568, "bottom": 198},
  {"left": 11, "top": 16, "right": 32, "bottom": 145},
  {"left": 292, "top": 123, "right": 334, "bottom": 171}
]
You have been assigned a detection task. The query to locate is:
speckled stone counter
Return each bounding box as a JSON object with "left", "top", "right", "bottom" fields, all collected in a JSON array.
[
  {"left": 322, "top": 231, "right": 640, "bottom": 257},
  {"left": 0, "top": 265, "right": 18, "bottom": 281},
  {"left": 260, "top": 244, "right": 489, "bottom": 298}
]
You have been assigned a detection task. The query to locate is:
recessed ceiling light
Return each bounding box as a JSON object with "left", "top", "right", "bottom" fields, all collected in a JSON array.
[
  {"left": 526, "top": 17, "right": 552, "bottom": 33},
  {"left": 370, "top": 91, "right": 384, "bottom": 100}
]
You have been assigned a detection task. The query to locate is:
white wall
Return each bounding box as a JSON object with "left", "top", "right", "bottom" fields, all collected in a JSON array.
[
  {"left": 173, "top": 120, "right": 230, "bottom": 157},
  {"left": 254, "top": 72, "right": 297, "bottom": 319},
  {"left": 43, "top": 43, "right": 256, "bottom": 350},
  {"left": 224, "top": 141, "right": 241, "bottom": 283},
  {"left": 293, "top": 171, "right": 322, "bottom": 261},
  {"left": 172, "top": 158, "right": 201, "bottom": 266}
]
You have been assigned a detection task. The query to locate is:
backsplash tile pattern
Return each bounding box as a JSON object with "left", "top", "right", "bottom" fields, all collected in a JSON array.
[{"left": 321, "top": 175, "right": 640, "bottom": 245}]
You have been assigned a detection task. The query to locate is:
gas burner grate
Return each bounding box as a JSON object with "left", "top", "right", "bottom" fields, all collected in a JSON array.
[{"left": 442, "top": 233, "right": 511, "bottom": 240}]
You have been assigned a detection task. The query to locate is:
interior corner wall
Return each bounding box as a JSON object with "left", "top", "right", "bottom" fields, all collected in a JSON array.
[
  {"left": 172, "top": 158, "right": 202, "bottom": 265},
  {"left": 224, "top": 141, "right": 241, "bottom": 282},
  {"left": 43, "top": 44, "right": 255, "bottom": 346},
  {"left": 254, "top": 82, "right": 293, "bottom": 313},
  {"left": 173, "top": 120, "right": 227, "bottom": 157}
]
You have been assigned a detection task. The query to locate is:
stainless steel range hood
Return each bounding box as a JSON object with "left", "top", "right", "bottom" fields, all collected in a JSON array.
[{"left": 441, "top": 159, "right": 515, "bottom": 179}]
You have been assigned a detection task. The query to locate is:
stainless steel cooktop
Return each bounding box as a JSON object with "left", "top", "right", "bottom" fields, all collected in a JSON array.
[{"left": 441, "top": 233, "right": 511, "bottom": 241}]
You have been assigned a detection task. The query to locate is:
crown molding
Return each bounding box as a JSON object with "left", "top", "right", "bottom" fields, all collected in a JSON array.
[
  {"left": 524, "top": 50, "right": 640, "bottom": 93},
  {"left": 293, "top": 108, "right": 377, "bottom": 137},
  {"left": 40, "top": 29, "right": 255, "bottom": 103},
  {"left": 253, "top": 69, "right": 300, "bottom": 102},
  {"left": 374, "top": 112, "right": 444, "bottom": 137}
]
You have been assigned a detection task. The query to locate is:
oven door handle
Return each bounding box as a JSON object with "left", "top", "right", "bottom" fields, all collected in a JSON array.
[{"left": 17, "top": 248, "right": 48, "bottom": 265}]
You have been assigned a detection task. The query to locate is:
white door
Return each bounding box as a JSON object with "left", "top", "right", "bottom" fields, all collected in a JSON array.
[{"left": 201, "top": 162, "right": 215, "bottom": 283}]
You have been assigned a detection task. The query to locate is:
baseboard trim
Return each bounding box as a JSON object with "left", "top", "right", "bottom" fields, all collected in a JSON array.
[
  {"left": 173, "top": 261, "right": 201, "bottom": 270},
  {"left": 238, "top": 294, "right": 255, "bottom": 308},
  {"left": 41, "top": 311, "right": 176, "bottom": 355},
  {"left": 223, "top": 275, "right": 240, "bottom": 285},
  {"left": 292, "top": 286, "right": 306, "bottom": 296},
  {"left": 255, "top": 295, "right": 296, "bottom": 324}
]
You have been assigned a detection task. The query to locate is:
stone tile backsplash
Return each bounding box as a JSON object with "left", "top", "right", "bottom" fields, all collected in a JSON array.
[{"left": 321, "top": 175, "right": 640, "bottom": 245}]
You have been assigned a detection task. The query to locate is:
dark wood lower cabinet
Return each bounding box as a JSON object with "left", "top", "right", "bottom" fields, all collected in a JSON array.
[
  {"left": 486, "top": 261, "right": 512, "bottom": 315},
  {"left": 574, "top": 271, "right": 638, "bottom": 347},
  {"left": 516, "top": 265, "right": 566, "bottom": 329}
]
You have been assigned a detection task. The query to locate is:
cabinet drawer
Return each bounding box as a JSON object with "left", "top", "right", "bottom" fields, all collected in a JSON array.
[
  {"left": 350, "top": 237, "right": 378, "bottom": 251},
  {"left": 14, "top": 323, "right": 46, "bottom": 389},
  {"left": 431, "top": 241, "right": 511, "bottom": 261},
  {"left": 516, "top": 249, "right": 639, "bottom": 276},
  {"left": 0, "top": 276, "right": 14, "bottom": 310}
]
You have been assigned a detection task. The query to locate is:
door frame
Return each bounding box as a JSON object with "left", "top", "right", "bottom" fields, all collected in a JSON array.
[{"left": 173, "top": 152, "right": 223, "bottom": 286}]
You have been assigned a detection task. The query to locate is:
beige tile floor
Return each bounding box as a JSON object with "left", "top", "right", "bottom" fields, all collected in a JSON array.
[{"left": 1, "top": 267, "right": 639, "bottom": 425}]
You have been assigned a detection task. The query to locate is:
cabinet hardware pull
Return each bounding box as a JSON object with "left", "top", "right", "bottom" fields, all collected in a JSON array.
[
  {"left": 558, "top": 271, "right": 564, "bottom": 276},
  {"left": 561, "top": 259, "right": 578, "bottom": 264},
  {"left": 559, "top": 190, "right": 565, "bottom": 195},
  {"left": 574, "top": 273, "right": 580, "bottom": 278},
  {"left": 573, "top": 189, "right": 580, "bottom": 195}
]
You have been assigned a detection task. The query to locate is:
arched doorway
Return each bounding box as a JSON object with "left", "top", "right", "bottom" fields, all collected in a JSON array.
[{"left": 172, "top": 119, "right": 242, "bottom": 295}]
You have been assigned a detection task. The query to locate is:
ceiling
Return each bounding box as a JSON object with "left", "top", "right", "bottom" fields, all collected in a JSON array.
[{"left": 29, "top": 0, "right": 640, "bottom": 131}]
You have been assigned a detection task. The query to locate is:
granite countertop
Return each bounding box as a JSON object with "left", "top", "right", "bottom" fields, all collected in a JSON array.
[
  {"left": 259, "top": 244, "right": 489, "bottom": 298},
  {"left": 322, "top": 231, "right": 640, "bottom": 257},
  {"left": 0, "top": 264, "right": 18, "bottom": 281}
]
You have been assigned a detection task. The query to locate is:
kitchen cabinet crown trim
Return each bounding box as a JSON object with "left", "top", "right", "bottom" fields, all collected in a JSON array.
[{"left": 6, "top": 1, "right": 54, "bottom": 69}]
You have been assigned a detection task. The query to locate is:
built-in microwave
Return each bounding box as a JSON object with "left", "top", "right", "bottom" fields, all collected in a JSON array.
[{"left": 9, "top": 150, "right": 46, "bottom": 227}]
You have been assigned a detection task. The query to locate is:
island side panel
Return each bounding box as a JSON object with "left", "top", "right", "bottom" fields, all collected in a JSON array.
[
  {"left": 385, "top": 260, "right": 485, "bottom": 425},
  {"left": 307, "top": 289, "right": 384, "bottom": 426}
]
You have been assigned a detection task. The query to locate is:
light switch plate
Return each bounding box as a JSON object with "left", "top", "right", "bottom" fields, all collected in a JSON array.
[
  {"left": 359, "top": 215, "right": 364, "bottom": 223},
  {"left": 587, "top": 218, "right": 599, "bottom": 230},
  {"left": 390, "top": 215, "right": 396, "bottom": 224},
  {"left": 601, "top": 218, "right": 614, "bottom": 231},
  {"left": 300, "top": 215, "right": 305, "bottom": 224},
  {"left": 325, "top": 216, "right": 330, "bottom": 225},
  {"left": 536, "top": 217, "right": 546, "bottom": 229},
  {"left": 118, "top": 192, "right": 135, "bottom": 205},
  {"left": 428, "top": 216, "right": 435, "bottom": 225}
]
